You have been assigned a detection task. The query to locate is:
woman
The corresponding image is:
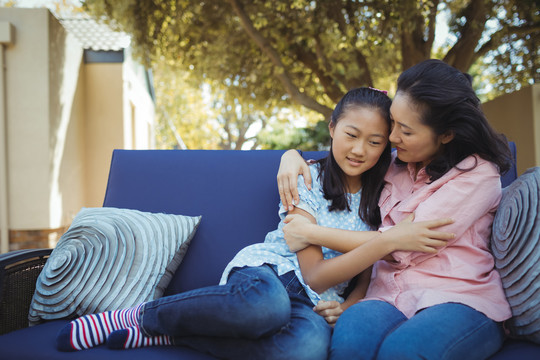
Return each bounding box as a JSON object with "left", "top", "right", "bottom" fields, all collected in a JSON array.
[{"left": 278, "top": 59, "right": 513, "bottom": 360}]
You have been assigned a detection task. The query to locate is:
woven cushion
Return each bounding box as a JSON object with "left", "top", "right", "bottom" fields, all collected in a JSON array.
[
  {"left": 28, "top": 207, "right": 201, "bottom": 325},
  {"left": 491, "top": 167, "right": 540, "bottom": 344}
]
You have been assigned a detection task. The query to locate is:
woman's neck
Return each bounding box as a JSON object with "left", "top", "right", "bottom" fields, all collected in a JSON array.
[{"left": 414, "top": 162, "right": 424, "bottom": 180}]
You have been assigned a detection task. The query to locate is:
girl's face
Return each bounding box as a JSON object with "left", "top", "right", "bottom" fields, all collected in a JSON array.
[
  {"left": 329, "top": 106, "right": 389, "bottom": 193},
  {"left": 389, "top": 93, "right": 453, "bottom": 170}
]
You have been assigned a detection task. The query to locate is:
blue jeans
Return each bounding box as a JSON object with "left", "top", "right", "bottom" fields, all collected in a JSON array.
[
  {"left": 330, "top": 300, "right": 505, "bottom": 360},
  {"left": 139, "top": 265, "right": 331, "bottom": 360}
]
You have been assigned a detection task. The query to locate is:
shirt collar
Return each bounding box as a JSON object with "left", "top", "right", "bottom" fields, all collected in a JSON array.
[{"left": 407, "top": 162, "right": 429, "bottom": 183}]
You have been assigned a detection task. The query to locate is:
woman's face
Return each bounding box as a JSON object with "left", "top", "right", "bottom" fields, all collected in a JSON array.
[
  {"left": 389, "top": 93, "right": 451, "bottom": 170},
  {"left": 329, "top": 106, "right": 389, "bottom": 193}
]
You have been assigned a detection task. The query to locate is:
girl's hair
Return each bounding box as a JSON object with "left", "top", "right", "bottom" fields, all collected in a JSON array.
[
  {"left": 317, "top": 87, "right": 392, "bottom": 230},
  {"left": 395, "top": 59, "right": 512, "bottom": 180}
]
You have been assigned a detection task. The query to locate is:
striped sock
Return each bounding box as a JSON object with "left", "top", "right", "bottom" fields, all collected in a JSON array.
[
  {"left": 56, "top": 303, "right": 145, "bottom": 351},
  {"left": 107, "top": 326, "right": 172, "bottom": 349}
]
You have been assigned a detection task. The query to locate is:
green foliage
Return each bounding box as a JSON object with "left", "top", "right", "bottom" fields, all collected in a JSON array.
[
  {"left": 82, "top": 0, "right": 538, "bottom": 149},
  {"left": 153, "top": 63, "right": 268, "bottom": 150},
  {"left": 258, "top": 120, "right": 330, "bottom": 150},
  {"left": 153, "top": 65, "right": 221, "bottom": 149}
]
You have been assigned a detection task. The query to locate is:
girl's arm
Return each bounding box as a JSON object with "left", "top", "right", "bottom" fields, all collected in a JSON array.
[
  {"left": 340, "top": 268, "right": 371, "bottom": 309},
  {"left": 277, "top": 150, "right": 312, "bottom": 211},
  {"left": 284, "top": 212, "right": 454, "bottom": 254},
  {"left": 287, "top": 206, "right": 381, "bottom": 293},
  {"left": 294, "top": 211, "right": 448, "bottom": 293},
  {"left": 313, "top": 268, "right": 371, "bottom": 326},
  {"left": 283, "top": 214, "right": 378, "bottom": 253}
]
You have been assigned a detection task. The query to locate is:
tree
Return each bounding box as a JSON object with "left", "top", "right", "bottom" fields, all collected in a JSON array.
[
  {"left": 83, "top": 0, "right": 538, "bottom": 148},
  {"left": 153, "top": 63, "right": 318, "bottom": 150},
  {"left": 153, "top": 65, "right": 221, "bottom": 149},
  {"left": 84, "top": 0, "right": 538, "bottom": 106}
]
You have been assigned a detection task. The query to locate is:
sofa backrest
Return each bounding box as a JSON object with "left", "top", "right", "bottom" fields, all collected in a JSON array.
[
  {"left": 103, "top": 145, "right": 517, "bottom": 295},
  {"left": 103, "top": 150, "right": 288, "bottom": 295},
  {"left": 501, "top": 141, "right": 518, "bottom": 188}
]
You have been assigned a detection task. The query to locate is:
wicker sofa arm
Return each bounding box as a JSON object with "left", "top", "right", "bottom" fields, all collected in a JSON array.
[{"left": 0, "top": 249, "right": 52, "bottom": 335}]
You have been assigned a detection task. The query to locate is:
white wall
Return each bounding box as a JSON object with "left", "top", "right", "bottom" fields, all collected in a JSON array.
[
  {"left": 0, "top": 8, "right": 155, "bottom": 250},
  {"left": 48, "top": 10, "right": 86, "bottom": 228},
  {"left": 1, "top": 8, "right": 57, "bottom": 229},
  {"left": 483, "top": 84, "right": 540, "bottom": 175}
]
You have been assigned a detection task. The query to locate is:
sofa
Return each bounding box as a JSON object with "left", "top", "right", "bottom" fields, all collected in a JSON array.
[{"left": 0, "top": 147, "right": 539, "bottom": 359}]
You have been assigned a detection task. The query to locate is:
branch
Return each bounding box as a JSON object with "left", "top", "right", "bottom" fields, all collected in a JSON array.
[
  {"left": 474, "top": 22, "right": 540, "bottom": 60},
  {"left": 160, "top": 106, "right": 187, "bottom": 149},
  {"left": 292, "top": 43, "right": 344, "bottom": 103},
  {"left": 322, "top": 0, "right": 373, "bottom": 87},
  {"left": 346, "top": 0, "right": 373, "bottom": 86},
  {"left": 443, "top": 0, "right": 488, "bottom": 71},
  {"left": 225, "top": 0, "right": 332, "bottom": 118},
  {"left": 323, "top": 2, "right": 359, "bottom": 88},
  {"left": 425, "top": 0, "right": 440, "bottom": 54},
  {"left": 399, "top": 0, "right": 436, "bottom": 69}
]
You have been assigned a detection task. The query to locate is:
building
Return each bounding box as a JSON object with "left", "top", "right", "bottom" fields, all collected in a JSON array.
[
  {"left": 0, "top": 8, "right": 155, "bottom": 252},
  {"left": 483, "top": 84, "right": 540, "bottom": 176}
]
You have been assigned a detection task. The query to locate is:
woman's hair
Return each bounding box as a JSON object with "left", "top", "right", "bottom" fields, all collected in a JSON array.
[
  {"left": 317, "top": 87, "right": 392, "bottom": 230},
  {"left": 395, "top": 59, "right": 512, "bottom": 180}
]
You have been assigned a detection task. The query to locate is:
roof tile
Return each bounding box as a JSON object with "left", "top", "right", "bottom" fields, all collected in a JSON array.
[{"left": 59, "top": 14, "right": 130, "bottom": 51}]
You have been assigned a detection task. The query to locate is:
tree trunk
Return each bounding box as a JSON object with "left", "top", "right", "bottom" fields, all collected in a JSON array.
[
  {"left": 399, "top": 0, "right": 438, "bottom": 71},
  {"left": 443, "top": 0, "right": 488, "bottom": 72}
]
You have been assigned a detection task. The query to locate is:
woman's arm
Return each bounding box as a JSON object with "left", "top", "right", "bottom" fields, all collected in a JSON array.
[
  {"left": 294, "top": 217, "right": 447, "bottom": 293},
  {"left": 284, "top": 212, "right": 454, "bottom": 254},
  {"left": 277, "top": 150, "right": 312, "bottom": 211},
  {"left": 283, "top": 213, "right": 378, "bottom": 252},
  {"left": 290, "top": 203, "right": 451, "bottom": 296},
  {"left": 391, "top": 160, "right": 502, "bottom": 266},
  {"left": 286, "top": 206, "right": 381, "bottom": 293}
]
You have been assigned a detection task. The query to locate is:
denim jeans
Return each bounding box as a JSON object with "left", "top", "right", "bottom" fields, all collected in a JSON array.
[
  {"left": 139, "top": 265, "right": 331, "bottom": 360},
  {"left": 330, "top": 300, "right": 505, "bottom": 360}
]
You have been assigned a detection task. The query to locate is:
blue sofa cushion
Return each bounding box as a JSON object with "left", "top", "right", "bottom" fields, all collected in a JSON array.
[
  {"left": 28, "top": 207, "right": 201, "bottom": 325},
  {"left": 103, "top": 150, "right": 288, "bottom": 295},
  {"left": 1, "top": 320, "right": 215, "bottom": 360},
  {"left": 491, "top": 167, "right": 540, "bottom": 344}
]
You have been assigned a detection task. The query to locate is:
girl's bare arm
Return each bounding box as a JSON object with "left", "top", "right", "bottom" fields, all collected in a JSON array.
[{"left": 284, "top": 213, "right": 454, "bottom": 254}]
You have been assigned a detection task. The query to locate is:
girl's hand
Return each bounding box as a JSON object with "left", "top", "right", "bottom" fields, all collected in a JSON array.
[
  {"left": 277, "top": 150, "right": 312, "bottom": 212},
  {"left": 382, "top": 213, "right": 455, "bottom": 254},
  {"left": 313, "top": 300, "right": 343, "bottom": 327},
  {"left": 283, "top": 214, "right": 314, "bottom": 252}
]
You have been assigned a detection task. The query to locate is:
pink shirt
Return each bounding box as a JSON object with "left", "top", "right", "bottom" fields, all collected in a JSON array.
[{"left": 365, "top": 153, "right": 512, "bottom": 321}]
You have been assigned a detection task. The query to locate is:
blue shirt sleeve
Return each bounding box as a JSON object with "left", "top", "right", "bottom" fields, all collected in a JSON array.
[{"left": 279, "top": 164, "right": 322, "bottom": 220}]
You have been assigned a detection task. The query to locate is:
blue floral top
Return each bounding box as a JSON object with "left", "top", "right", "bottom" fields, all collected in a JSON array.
[{"left": 219, "top": 163, "right": 371, "bottom": 305}]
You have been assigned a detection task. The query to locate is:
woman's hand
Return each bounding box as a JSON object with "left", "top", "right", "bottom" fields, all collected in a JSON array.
[
  {"left": 381, "top": 213, "right": 455, "bottom": 254},
  {"left": 313, "top": 300, "right": 343, "bottom": 327},
  {"left": 277, "top": 150, "right": 312, "bottom": 211},
  {"left": 283, "top": 214, "right": 315, "bottom": 252}
]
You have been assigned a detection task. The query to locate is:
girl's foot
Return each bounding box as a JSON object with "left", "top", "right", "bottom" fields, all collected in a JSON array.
[
  {"left": 107, "top": 326, "right": 172, "bottom": 349},
  {"left": 56, "top": 303, "right": 144, "bottom": 351}
]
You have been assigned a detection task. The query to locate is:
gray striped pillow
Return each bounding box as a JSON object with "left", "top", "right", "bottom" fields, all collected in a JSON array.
[
  {"left": 28, "top": 207, "right": 201, "bottom": 325},
  {"left": 491, "top": 167, "right": 540, "bottom": 344}
]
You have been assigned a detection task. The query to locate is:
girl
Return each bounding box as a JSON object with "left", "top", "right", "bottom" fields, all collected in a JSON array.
[
  {"left": 56, "top": 87, "right": 452, "bottom": 360},
  {"left": 277, "top": 59, "right": 513, "bottom": 360}
]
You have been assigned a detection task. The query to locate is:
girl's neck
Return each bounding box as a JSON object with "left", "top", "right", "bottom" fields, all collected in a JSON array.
[{"left": 345, "top": 179, "right": 362, "bottom": 194}]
